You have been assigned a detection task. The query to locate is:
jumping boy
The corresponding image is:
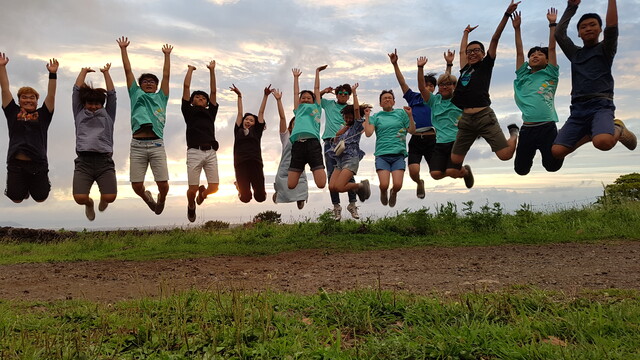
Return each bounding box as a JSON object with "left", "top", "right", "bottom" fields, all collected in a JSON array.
[
  {"left": 182, "top": 61, "right": 219, "bottom": 222},
  {"left": 0, "top": 53, "right": 58, "bottom": 203},
  {"left": 117, "top": 36, "right": 173, "bottom": 215},
  {"left": 552, "top": 0, "right": 636, "bottom": 158},
  {"left": 450, "top": 0, "right": 521, "bottom": 172},
  {"left": 511, "top": 8, "right": 564, "bottom": 175}
]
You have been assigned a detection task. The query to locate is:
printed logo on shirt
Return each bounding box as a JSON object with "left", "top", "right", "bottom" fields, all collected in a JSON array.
[
  {"left": 537, "top": 80, "right": 557, "bottom": 102},
  {"left": 460, "top": 68, "right": 475, "bottom": 87},
  {"left": 312, "top": 108, "right": 321, "bottom": 123},
  {"left": 154, "top": 108, "right": 166, "bottom": 124}
]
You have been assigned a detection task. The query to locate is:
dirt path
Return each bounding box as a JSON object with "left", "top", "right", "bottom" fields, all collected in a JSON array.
[{"left": 0, "top": 241, "right": 638, "bottom": 303}]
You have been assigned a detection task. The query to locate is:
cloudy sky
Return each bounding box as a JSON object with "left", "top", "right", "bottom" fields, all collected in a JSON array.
[{"left": 0, "top": 0, "right": 638, "bottom": 229}]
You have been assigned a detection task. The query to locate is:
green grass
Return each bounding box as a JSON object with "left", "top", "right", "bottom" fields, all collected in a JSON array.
[
  {"left": 1, "top": 201, "right": 639, "bottom": 265},
  {"left": 0, "top": 288, "right": 638, "bottom": 358}
]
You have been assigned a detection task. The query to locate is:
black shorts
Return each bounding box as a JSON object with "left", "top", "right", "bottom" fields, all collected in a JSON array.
[
  {"left": 72, "top": 153, "right": 118, "bottom": 195},
  {"left": 5, "top": 159, "right": 50, "bottom": 202},
  {"left": 289, "top": 138, "right": 325, "bottom": 172},
  {"left": 407, "top": 133, "right": 436, "bottom": 167},
  {"left": 430, "top": 141, "right": 461, "bottom": 173}
]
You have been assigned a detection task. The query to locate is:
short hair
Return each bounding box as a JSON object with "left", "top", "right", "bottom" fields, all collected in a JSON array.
[
  {"left": 299, "top": 90, "right": 316, "bottom": 102},
  {"left": 17, "top": 87, "right": 39, "bottom": 100},
  {"left": 467, "top": 41, "right": 485, "bottom": 53},
  {"left": 577, "top": 13, "right": 602, "bottom": 30},
  {"left": 424, "top": 72, "right": 437, "bottom": 87},
  {"left": 437, "top": 73, "right": 458, "bottom": 85},
  {"left": 340, "top": 104, "right": 354, "bottom": 116},
  {"left": 379, "top": 89, "right": 394, "bottom": 102},
  {"left": 527, "top": 46, "right": 549, "bottom": 59},
  {"left": 78, "top": 84, "right": 107, "bottom": 106},
  {"left": 138, "top": 73, "right": 159, "bottom": 85},
  {"left": 335, "top": 84, "right": 352, "bottom": 95},
  {"left": 189, "top": 90, "right": 210, "bottom": 106},
  {"left": 243, "top": 113, "right": 258, "bottom": 122}
]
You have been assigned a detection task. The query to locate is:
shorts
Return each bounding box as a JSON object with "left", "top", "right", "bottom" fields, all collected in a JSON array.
[
  {"left": 407, "top": 132, "right": 436, "bottom": 167},
  {"left": 186, "top": 148, "right": 219, "bottom": 186},
  {"left": 515, "top": 121, "right": 563, "bottom": 175},
  {"left": 129, "top": 138, "right": 169, "bottom": 183},
  {"left": 452, "top": 107, "right": 508, "bottom": 155},
  {"left": 554, "top": 98, "right": 615, "bottom": 149},
  {"left": 72, "top": 153, "right": 117, "bottom": 195},
  {"left": 430, "top": 142, "right": 461, "bottom": 173},
  {"left": 375, "top": 154, "right": 406, "bottom": 172},
  {"left": 5, "top": 159, "right": 50, "bottom": 202},
  {"left": 289, "top": 138, "right": 325, "bottom": 172},
  {"left": 336, "top": 155, "right": 360, "bottom": 175}
]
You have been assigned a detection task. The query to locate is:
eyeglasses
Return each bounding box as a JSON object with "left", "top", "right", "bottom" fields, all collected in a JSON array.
[
  {"left": 439, "top": 82, "right": 455, "bottom": 87},
  {"left": 465, "top": 48, "right": 483, "bottom": 55},
  {"left": 337, "top": 91, "right": 350, "bottom": 95},
  {"left": 140, "top": 79, "right": 157, "bottom": 85}
]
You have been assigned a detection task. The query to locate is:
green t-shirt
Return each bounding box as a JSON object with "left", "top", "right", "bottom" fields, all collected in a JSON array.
[
  {"left": 513, "top": 63, "right": 559, "bottom": 123},
  {"left": 425, "top": 93, "right": 462, "bottom": 144},
  {"left": 370, "top": 109, "right": 410, "bottom": 157},
  {"left": 321, "top": 98, "right": 346, "bottom": 139},
  {"left": 290, "top": 103, "right": 322, "bottom": 143},
  {"left": 128, "top": 82, "right": 169, "bottom": 138}
]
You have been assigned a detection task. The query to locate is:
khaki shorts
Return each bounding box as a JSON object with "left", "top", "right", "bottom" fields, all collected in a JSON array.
[
  {"left": 452, "top": 107, "right": 508, "bottom": 155},
  {"left": 186, "top": 148, "right": 219, "bottom": 186},
  {"left": 129, "top": 138, "right": 169, "bottom": 182}
]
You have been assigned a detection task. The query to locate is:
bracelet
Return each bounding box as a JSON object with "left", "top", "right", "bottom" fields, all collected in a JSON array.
[
  {"left": 417, "top": 65, "right": 424, "bottom": 68},
  {"left": 447, "top": 63, "right": 453, "bottom": 67},
  {"left": 48, "top": 72, "right": 57, "bottom": 79},
  {"left": 549, "top": 23, "right": 557, "bottom": 27},
  {"left": 504, "top": 12, "right": 511, "bottom": 17}
]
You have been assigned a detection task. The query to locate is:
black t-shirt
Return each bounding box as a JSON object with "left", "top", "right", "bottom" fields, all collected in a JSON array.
[
  {"left": 233, "top": 121, "right": 265, "bottom": 165},
  {"left": 181, "top": 99, "right": 219, "bottom": 150},
  {"left": 451, "top": 55, "right": 495, "bottom": 109},
  {"left": 3, "top": 99, "right": 53, "bottom": 163}
]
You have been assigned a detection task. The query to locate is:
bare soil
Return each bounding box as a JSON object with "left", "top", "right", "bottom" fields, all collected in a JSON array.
[{"left": 0, "top": 240, "right": 638, "bottom": 303}]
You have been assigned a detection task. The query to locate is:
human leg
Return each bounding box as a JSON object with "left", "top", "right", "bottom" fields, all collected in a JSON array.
[
  {"left": 250, "top": 162, "right": 267, "bottom": 203},
  {"left": 5, "top": 160, "right": 29, "bottom": 203},
  {"left": 324, "top": 140, "right": 341, "bottom": 205},
  {"left": 538, "top": 123, "right": 564, "bottom": 172},
  {"left": 129, "top": 139, "right": 154, "bottom": 212},
  {"left": 235, "top": 163, "right": 253, "bottom": 203},
  {"left": 513, "top": 125, "right": 536, "bottom": 175},
  {"left": 148, "top": 140, "right": 169, "bottom": 214}
]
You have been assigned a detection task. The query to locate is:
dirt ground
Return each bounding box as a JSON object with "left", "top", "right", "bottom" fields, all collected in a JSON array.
[{"left": 0, "top": 240, "right": 638, "bottom": 303}]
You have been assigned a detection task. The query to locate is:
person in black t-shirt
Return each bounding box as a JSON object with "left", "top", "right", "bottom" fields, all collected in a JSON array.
[
  {"left": 229, "top": 84, "right": 270, "bottom": 203},
  {"left": 0, "top": 53, "right": 58, "bottom": 203},
  {"left": 182, "top": 61, "right": 219, "bottom": 222}
]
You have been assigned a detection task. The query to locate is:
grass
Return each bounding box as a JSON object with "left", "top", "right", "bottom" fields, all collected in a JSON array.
[
  {"left": 0, "top": 287, "right": 638, "bottom": 358},
  {"left": 0, "top": 201, "right": 639, "bottom": 265}
]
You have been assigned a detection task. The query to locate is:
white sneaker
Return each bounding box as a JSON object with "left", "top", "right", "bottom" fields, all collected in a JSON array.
[
  {"left": 333, "top": 204, "right": 342, "bottom": 221},
  {"left": 347, "top": 202, "right": 359, "bottom": 219}
]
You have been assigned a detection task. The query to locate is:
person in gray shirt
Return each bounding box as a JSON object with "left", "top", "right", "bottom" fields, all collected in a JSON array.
[{"left": 71, "top": 64, "right": 117, "bottom": 221}]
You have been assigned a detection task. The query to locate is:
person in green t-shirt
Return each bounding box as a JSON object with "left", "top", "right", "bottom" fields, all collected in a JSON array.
[{"left": 363, "top": 90, "right": 416, "bottom": 208}]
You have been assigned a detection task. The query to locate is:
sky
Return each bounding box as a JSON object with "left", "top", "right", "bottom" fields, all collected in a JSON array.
[{"left": 0, "top": 0, "right": 638, "bottom": 230}]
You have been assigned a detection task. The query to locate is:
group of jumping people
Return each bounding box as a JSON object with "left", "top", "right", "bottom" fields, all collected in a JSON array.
[{"left": 1, "top": 0, "right": 635, "bottom": 223}]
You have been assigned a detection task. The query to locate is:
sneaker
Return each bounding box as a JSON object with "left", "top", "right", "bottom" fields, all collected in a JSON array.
[
  {"left": 614, "top": 119, "right": 637, "bottom": 150},
  {"left": 388, "top": 189, "right": 398, "bottom": 208},
  {"left": 196, "top": 185, "right": 206, "bottom": 205},
  {"left": 297, "top": 200, "right": 305, "bottom": 209},
  {"left": 98, "top": 200, "right": 108, "bottom": 212},
  {"left": 187, "top": 205, "right": 196, "bottom": 223},
  {"left": 333, "top": 204, "right": 342, "bottom": 221},
  {"left": 507, "top": 123, "right": 520, "bottom": 137},
  {"left": 155, "top": 199, "right": 165, "bottom": 215},
  {"left": 463, "top": 165, "right": 474, "bottom": 189},
  {"left": 416, "top": 179, "right": 425, "bottom": 199},
  {"left": 357, "top": 179, "right": 371, "bottom": 202},
  {"left": 347, "top": 202, "right": 360, "bottom": 219},
  {"left": 85, "top": 199, "right": 95, "bottom": 221},
  {"left": 380, "top": 190, "right": 388, "bottom": 206},
  {"left": 143, "top": 190, "right": 156, "bottom": 212}
]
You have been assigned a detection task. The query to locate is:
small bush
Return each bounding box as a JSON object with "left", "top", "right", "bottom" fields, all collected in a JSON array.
[
  {"left": 253, "top": 211, "right": 282, "bottom": 224},
  {"left": 202, "top": 220, "right": 230, "bottom": 230}
]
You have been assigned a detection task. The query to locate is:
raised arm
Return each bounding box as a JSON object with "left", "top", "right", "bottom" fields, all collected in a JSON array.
[
  {"left": 257, "top": 85, "right": 271, "bottom": 124},
  {"left": 417, "top": 56, "right": 432, "bottom": 103},
  {"left": 116, "top": 36, "right": 135, "bottom": 88},
  {"left": 292, "top": 68, "right": 301, "bottom": 110},
  {"left": 182, "top": 65, "right": 195, "bottom": 101},
  {"left": 101, "top": 63, "right": 115, "bottom": 92},
  {"left": 314, "top": 65, "right": 326, "bottom": 105},
  {"left": 459, "top": 25, "right": 478, "bottom": 68},
  {"left": 352, "top": 83, "right": 360, "bottom": 119},
  {"left": 273, "top": 89, "right": 287, "bottom": 133},
  {"left": 230, "top": 84, "right": 243, "bottom": 126},
  {"left": 512, "top": 11, "right": 525, "bottom": 69},
  {"left": 44, "top": 58, "right": 58, "bottom": 112},
  {"left": 488, "top": 0, "right": 521, "bottom": 59},
  {"left": 73, "top": 67, "right": 93, "bottom": 115},
  {"left": 547, "top": 8, "right": 558, "bottom": 67},
  {"left": 0, "top": 53, "right": 11, "bottom": 107},
  {"left": 389, "top": 49, "right": 410, "bottom": 94},
  {"left": 207, "top": 60, "right": 217, "bottom": 106},
  {"left": 606, "top": 0, "right": 617, "bottom": 27},
  {"left": 160, "top": 44, "right": 172, "bottom": 96},
  {"left": 101, "top": 63, "right": 117, "bottom": 120},
  {"left": 74, "top": 67, "right": 94, "bottom": 87},
  {"left": 363, "top": 108, "right": 374, "bottom": 137},
  {"left": 555, "top": 0, "right": 579, "bottom": 59},
  {"left": 405, "top": 106, "right": 416, "bottom": 135}
]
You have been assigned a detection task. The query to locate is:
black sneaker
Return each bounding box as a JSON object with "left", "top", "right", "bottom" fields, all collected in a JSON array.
[
  {"left": 463, "top": 165, "right": 474, "bottom": 189},
  {"left": 357, "top": 179, "right": 370, "bottom": 202},
  {"left": 507, "top": 123, "right": 520, "bottom": 137},
  {"left": 187, "top": 205, "right": 196, "bottom": 222},
  {"left": 614, "top": 119, "right": 637, "bottom": 150},
  {"left": 416, "top": 179, "right": 425, "bottom": 199},
  {"left": 155, "top": 199, "right": 165, "bottom": 215},
  {"left": 143, "top": 190, "right": 156, "bottom": 212}
]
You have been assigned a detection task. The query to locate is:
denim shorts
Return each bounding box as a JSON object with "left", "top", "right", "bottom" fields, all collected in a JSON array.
[
  {"left": 129, "top": 138, "right": 169, "bottom": 182},
  {"left": 375, "top": 154, "right": 406, "bottom": 172},
  {"left": 554, "top": 98, "right": 615, "bottom": 149},
  {"left": 336, "top": 155, "right": 360, "bottom": 175}
]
